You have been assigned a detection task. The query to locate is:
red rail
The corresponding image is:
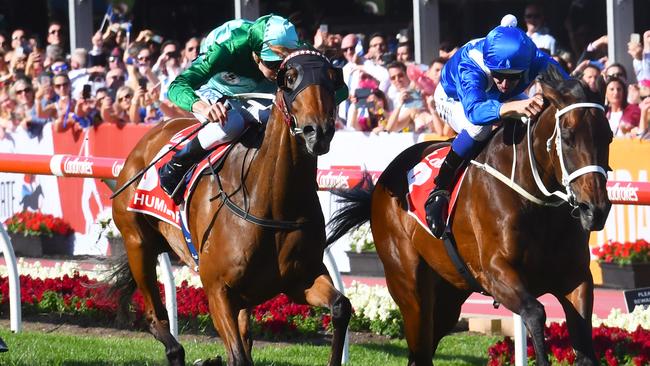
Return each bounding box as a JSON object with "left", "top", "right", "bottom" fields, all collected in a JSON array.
[{"left": 1, "top": 153, "right": 648, "bottom": 205}]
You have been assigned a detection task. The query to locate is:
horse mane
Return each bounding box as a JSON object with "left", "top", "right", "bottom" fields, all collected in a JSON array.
[{"left": 537, "top": 65, "right": 601, "bottom": 104}]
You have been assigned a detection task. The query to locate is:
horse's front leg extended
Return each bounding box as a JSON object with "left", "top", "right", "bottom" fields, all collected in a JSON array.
[
  {"left": 557, "top": 279, "right": 598, "bottom": 365},
  {"left": 291, "top": 273, "right": 351, "bottom": 366},
  {"left": 487, "top": 257, "right": 550, "bottom": 366}
]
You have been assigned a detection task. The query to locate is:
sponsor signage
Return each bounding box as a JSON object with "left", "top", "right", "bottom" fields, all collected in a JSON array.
[{"left": 624, "top": 287, "right": 650, "bottom": 312}]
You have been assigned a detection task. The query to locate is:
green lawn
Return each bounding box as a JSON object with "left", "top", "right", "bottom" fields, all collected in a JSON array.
[{"left": 0, "top": 328, "right": 499, "bottom": 365}]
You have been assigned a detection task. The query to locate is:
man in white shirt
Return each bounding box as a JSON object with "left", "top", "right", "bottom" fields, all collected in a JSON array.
[{"left": 524, "top": 3, "right": 556, "bottom": 55}]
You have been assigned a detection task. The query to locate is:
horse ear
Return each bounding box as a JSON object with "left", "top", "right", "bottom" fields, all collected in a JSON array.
[
  {"left": 268, "top": 44, "right": 291, "bottom": 60},
  {"left": 539, "top": 81, "right": 564, "bottom": 109}
]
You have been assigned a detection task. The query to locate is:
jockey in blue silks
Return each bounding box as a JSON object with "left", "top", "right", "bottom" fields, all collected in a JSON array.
[{"left": 424, "top": 16, "right": 568, "bottom": 239}]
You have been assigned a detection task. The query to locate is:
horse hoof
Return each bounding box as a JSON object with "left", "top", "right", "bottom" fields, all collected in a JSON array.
[{"left": 193, "top": 356, "right": 223, "bottom": 366}]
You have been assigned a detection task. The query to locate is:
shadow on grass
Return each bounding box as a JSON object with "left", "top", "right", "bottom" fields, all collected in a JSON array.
[{"left": 358, "top": 342, "right": 487, "bottom": 365}]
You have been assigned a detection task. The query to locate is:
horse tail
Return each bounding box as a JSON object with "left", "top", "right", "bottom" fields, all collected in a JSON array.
[
  {"left": 105, "top": 253, "right": 137, "bottom": 320},
  {"left": 326, "top": 172, "right": 375, "bottom": 246}
]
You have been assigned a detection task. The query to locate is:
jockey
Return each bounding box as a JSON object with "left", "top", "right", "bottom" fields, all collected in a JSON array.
[
  {"left": 425, "top": 15, "right": 567, "bottom": 238},
  {"left": 158, "top": 15, "right": 299, "bottom": 201}
]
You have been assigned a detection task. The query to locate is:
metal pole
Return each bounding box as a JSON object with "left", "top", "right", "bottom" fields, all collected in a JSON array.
[
  {"left": 324, "top": 247, "right": 349, "bottom": 364},
  {"left": 0, "top": 227, "right": 21, "bottom": 333},
  {"left": 513, "top": 314, "right": 527, "bottom": 366},
  {"left": 412, "top": 0, "right": 440, "bottom": 65},
  {"left": 158, "top": 253, "right": 178, "bottom": 339}
]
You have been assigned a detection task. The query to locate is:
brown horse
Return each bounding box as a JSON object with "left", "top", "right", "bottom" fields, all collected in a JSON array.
[
  {"left": 327, "top": 68, "right": 612, "bottom": 366},
  {"left": 110, "top": 48, "right": 351, "bottom": 366}
]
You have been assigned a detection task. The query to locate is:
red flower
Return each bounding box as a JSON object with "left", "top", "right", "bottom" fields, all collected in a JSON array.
[{"left": 4, "top": 210, "right": 74, "bottom": 237}]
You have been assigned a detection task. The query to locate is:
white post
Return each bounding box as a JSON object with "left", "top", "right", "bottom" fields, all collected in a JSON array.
[
  {"left": 513, "top": 314, "right": 527, "bottom": 366},
  {"left": 606, "top": 0, "right": 635, "bottom": 76},
  {"left": 412, "top": 0, "right": 440, "bottom": 65},
  {"left": 234, "top": 0, "right": 260, "bottom": 20},
  {"left": 324, "top": 247, "right": 349, "bottom": 364},
  {"left": 158, "top": 253, "right": 178, "bottom": 339},
  {"left": 0, "top": 227, "right": 21, "bottom": 332}
]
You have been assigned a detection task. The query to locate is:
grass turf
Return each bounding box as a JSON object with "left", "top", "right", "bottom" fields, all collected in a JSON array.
[{"left": 0, "top": 328, "right": 499, "bottom": 365}]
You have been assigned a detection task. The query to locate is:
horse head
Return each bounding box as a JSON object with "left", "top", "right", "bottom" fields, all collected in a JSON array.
[
  {"left": 271, "top": 45, "right": 345, "bottom": 155},
  {"left": 538, "top": 67, "right": 612, "bottom": 231}
]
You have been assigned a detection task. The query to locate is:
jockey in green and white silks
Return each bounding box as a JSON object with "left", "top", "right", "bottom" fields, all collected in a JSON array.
[{"left": 158, "top": 14, "right": 298, "bottom": 202}]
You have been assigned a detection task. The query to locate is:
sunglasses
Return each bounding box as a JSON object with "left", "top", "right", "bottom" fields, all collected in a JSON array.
[
  {"left": 49, "top": 29, "right": 61, "bottom": 35},
  {"left": 54, "top": 82, "right": 69, "bottom": 89},
  {"left": 342, "top": 46, "right": 355, "bottom": 53},
  {"left": 607, "top": 72, "right": 624, "bottom": 79},
  {"left": 138, "top": 56, "right": 151, "bottom": 62},
  {"left": 108, "top": 56, "right": 120, "bottom": 63},
  {"left": 15, "top": 88, "right": 32, "bottom": 94},
  {"left": 108, "top": 75, "right": 125, "bottom": 81},
  {"left": 52, "top": 64, "right": 69, "bottom": 73},
  {"left": 525, "top": 13, "right": 541, "bottom": 19},
  {"left": 390, "top": 73, "right": 405, "bottom": 81},
  {"left": 12, "top": 35, "right": 25, "bottom": 41},
  {"left": 492, "top": 71, "right": 523, "bottom": 81},
  {"left": 119, "top": 95, "right": 133, "bottom": 102}
]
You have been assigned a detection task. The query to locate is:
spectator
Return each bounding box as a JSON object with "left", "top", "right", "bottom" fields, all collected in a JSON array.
[
  {"left": 107, "top": 47, "right": 124, "bottom": 71},
  {"left": 636, "top": 79, "right": 649, "bottom": 139},
  {"left": 366, "top": 33, "right": 388, "bottom": 65},
  {"left": 106, "top": 85, "right": 141, "bottom": 123},
  {"left": 106, "top": 68, "right": 126, "bottom": 98},
  {"left": 0, "top": 51, "right": 12, "bottom": 84},
  {"left": 153, "top": 41, "right": 181, "bottom": 101},
  {"left": 438, "top": 40, "right": 458, "bottom": 61},
  {"left": 0, "top": 32, "right": 8, "bottom": 52},
  {"left": 578, "top": 63, "right": 601, "bottom": 93},
  {"left": 395, "top": 42, "right": 412, "bottom": 64},
  {"left": 604, "top": 63, "right": 628, "bottom": 83},
  {"left": 44, "top": 44, "right": 65, "bottom": 70},
  {"left": 181, "top": 37, "right": 199, "bottom": 70},
  {"left": 88, "top": 31, "right": 109, "bottom": 70},
  {"left": 0, "top": 94, "right": 17, "bottom": 133},
  {"left": 383, "top": 61, "right": 430, "bottom": 132},
  {"left": 42, "top": 74, "right": 76, "bottom": 131},
  {"left": 425, "top": 58, "right": 445, "bottom": 87},
  {"left": 7, "top": 29, "right": 27, "bottom": 62},
  {"left": 348, "top": 88, "right": 389, "bottom": 132},
  {"left": 629, "top": 30, "right": 650, "bottom": 82},
  {"left": 12, "top": 79, "right": 49, "bottom": 136},
  {"left": 47, "top": 21, "right": 64, "bottom": 48},
  {"left": 524, "top": 3, "right": 556, "bottom": 55},
  {"left": 605, "top": 77, "right": 640, "bottom": 137}
]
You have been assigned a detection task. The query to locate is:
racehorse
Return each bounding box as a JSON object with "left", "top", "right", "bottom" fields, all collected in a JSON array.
[
  {"left": 327, "top": 67, "right": 612, "bottom": 366},
  {"left": 110, "top": 47, "right": 351, "bottom": 366}
]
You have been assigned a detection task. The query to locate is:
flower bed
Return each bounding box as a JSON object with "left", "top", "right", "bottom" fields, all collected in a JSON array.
[
  {"left": 4, "top": 211, "right": 74, "bottom": 237},
  {"left": 487, "top": 320, "right": 650, "bottom": 365},
  {"left": 592, "top": 239, "right": 650, "bottom": 265}
]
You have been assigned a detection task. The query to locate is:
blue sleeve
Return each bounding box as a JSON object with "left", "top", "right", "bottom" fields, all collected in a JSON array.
[{"left": 456, "top": 60, "right": 502, "bottom": 125}]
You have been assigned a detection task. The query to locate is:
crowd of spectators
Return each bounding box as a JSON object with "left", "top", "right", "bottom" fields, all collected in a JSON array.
[{"left": 0, "top": 2, "right": 649, "bottom": 142}]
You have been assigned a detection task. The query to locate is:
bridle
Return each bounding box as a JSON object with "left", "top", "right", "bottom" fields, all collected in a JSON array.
[
  {"left": 471, "top": 101, "right": 608, "bottom": 209},
  {"left": 531, "top": 102, "right": 607, "bottom": 206},
  {"left": 274, "top": 49, "right": 339, "bottom": 136}
]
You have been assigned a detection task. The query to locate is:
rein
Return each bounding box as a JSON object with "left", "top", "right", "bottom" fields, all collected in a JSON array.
[{"left": 471, "top": 102, "right": 607, "bottom": 208}]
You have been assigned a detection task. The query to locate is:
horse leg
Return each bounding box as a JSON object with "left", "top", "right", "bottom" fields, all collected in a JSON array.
[
  {"left": 488, "top": 260, "right": 549, "bottom": 366},
  {"left": 557, "top": 279, "right": 598, "bottom": 365},
  {"left": 431, "top": 280, "right": 469, "bottom": 353},
  {"left": 125, "top": 236, "right": 185, "bottom": 366},
  {"left": 238, "top": 309, "right": 253, "bottom": 362},
  {"left": 203, "top": 283, "right": 251, "bottom": 366},
  {"left": 290, "top": 273, "right": 351, "bottom": 366}
]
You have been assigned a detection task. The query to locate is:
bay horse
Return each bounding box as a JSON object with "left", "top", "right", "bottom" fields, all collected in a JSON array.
[
  {"left": 327, "top": 68, "right": 612, "bottom": 366},
  {"left": 110, "top": 47, "right": 351, "bottom": 366}
]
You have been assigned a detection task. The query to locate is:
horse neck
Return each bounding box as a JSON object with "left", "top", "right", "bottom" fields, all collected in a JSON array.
[{"left": 255, "top": 106, "right": 318, "bottom": 198}]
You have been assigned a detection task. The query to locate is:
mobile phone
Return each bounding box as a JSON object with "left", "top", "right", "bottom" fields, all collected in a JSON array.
[
  {"left": 138, "top": 77, "right": 147, "bottom": 90},
  {"left": 631, "top": 33, "right": 641, "bottom": 44},
  {"left": 354, "top": 87, "right": 372, "bottom": 100},
  {"left": 151, "top": 35, "right": 163, "bottom": 44},
  {"left": 82, "top": 84, "right": 92, "bottom": 99},
  {"left": 319, "top": 24, "right": 328, "bottom": 33}
]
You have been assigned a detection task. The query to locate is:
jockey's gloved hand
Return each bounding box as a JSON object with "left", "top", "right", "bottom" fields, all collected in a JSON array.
[
  {"left": 500, "top": 94, "right": 543, "bottom": 119},
  {"left": 192, "top": 99, "right": 232, "bottom": 124}
]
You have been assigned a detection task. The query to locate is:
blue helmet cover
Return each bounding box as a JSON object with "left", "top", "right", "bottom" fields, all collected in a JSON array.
[{"left": 482, "top": 26, "right": 535, "bottom": 72}]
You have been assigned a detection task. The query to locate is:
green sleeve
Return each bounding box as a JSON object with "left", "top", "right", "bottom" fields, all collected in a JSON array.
[{"left": 167, "top": 44, "right": 235, "bottom": 112}]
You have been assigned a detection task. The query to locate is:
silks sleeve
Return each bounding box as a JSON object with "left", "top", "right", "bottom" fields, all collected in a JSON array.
[
  {"left": 168, "top": 44, "right": 235, "bottom": 112},
  {"left": 456, "top": 60, "right": 502, "bottom": 125}
]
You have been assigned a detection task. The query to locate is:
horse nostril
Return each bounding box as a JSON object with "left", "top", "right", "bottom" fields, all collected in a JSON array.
[{"left": 302, "top": 124, "right": 316, "bottom": 135}]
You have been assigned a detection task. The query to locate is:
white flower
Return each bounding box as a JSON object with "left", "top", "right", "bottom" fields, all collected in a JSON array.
[
  {"left": 95, "top": 208, "right": 121, "bottom": 238},
  {"left": 349, "top": 223, "right": 375, "bottom": 253},
  {"left": 592, "top": 305, "right": 650, "bottom": 331}
]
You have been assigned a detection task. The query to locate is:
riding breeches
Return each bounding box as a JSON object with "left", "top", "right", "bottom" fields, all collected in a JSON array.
[
  {"left": 433, "top": 84, "right": 493, "bottom": 142},
  {"left": 194, "top": 85, "right": 273, "bottom": 150}
]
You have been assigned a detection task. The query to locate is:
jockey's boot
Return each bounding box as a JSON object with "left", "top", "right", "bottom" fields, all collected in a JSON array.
[
  {"left": 424, "top": 149, "right": 465, "bottom": 239},
  {"left": 158, "top": 137, "right": 209, "bottom": 204}
]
